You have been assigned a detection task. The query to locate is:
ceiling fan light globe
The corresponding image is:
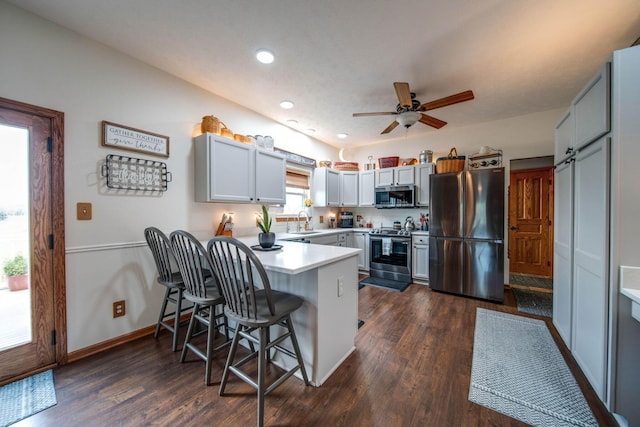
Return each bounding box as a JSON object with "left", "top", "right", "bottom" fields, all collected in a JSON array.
[{"left": 396, "top": 111, "right": 421, "bottom": 128}]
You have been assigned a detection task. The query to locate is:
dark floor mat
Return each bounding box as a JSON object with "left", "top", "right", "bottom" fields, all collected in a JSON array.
[
  {"left": 358, "top": 276, "right": 410, "bottom": 292},
  {"left": 512, "top": 288, "right": 553, "bottom": 318},
  {"left": 509, "top": 274, "right": 553, "bottom": 290}
]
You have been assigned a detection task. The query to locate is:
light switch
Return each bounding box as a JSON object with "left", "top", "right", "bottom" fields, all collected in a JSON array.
[{"left": 77, "top": 202, "right": 92, "bottom": 220}]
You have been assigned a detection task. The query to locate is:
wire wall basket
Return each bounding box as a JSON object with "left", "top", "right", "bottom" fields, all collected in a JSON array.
[{"left": 102, "top": 154, "right": 172, "bottom": 192}]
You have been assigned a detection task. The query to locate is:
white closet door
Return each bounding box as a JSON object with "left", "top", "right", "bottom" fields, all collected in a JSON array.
[
  {"left": 553, "top": 159, "right": 574, "bottom": 348},
  {"left": 572, "top": 136, "right": 610, "bottom": 401}
]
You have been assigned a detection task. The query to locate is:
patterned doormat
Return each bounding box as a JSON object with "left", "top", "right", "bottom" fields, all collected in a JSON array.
[
  {"left": 0, "top": 370, "right": 57, "bottom": 427},
  {"left": 469, "top": 309, "right": 597, "bottom": 426},
  {"left": 512, "top": 288, "right": 553, "bottom": 318}
]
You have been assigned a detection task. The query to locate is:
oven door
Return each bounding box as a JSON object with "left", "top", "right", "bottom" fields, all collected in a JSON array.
[{"left": 370, "top": 236, "right": 411, "bottom": 278}]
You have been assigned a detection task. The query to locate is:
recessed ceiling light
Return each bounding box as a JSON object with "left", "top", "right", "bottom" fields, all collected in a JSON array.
[
  {"left": 280, "top": 100, "right": 294, "bottom": 109},
  {"left": 337, "top": 133, "right": 349, "bottom": 139},
  {"left": 286, "top": 120, "right": 298, "bottom": 126},
  {"left": 256, "top": 49, "right": 274, "bottom": 64},
  {"left": 305, "top": 129, "right": 316, "bottom": 134}
]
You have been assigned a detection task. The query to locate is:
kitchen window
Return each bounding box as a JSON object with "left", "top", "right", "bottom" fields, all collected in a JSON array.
[{"left": 283, "top": 167, "right": 311, "bottom": 215}]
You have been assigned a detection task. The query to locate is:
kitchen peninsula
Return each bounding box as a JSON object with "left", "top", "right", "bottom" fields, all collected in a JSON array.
[{"left": 214, "top": 234, "right": 361, "bottom": 387}]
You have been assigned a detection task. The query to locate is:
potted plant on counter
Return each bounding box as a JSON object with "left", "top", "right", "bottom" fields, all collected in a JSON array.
[
  {"left": 3, "top": 254, "right": 29, "bottom": 291},
  {"left": 257, "top": 205, "right": 275, "bottom": 248}
]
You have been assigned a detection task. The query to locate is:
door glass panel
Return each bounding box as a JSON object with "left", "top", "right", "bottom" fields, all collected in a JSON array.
[{"left": 0, "top": 124, "right": 31, "bottom": 351}]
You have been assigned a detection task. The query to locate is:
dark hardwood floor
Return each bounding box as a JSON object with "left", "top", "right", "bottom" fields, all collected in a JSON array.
[{"left": 16, "top": 283, "right": 616, "bottom": 426}]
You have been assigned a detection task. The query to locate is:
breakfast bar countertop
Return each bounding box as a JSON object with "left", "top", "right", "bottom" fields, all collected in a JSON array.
[{"left": 239, "top": 237, "right": 361, "bottom": 275}]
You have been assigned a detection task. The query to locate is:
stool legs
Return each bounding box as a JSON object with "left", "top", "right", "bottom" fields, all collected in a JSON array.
[{"left": 154, "top": 286, "right": 185, "bottom": 352}]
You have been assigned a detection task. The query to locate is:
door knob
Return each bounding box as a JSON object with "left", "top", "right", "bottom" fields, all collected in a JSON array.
[{"left": 510, "top": 226, "right": 518, "bottom": 230}]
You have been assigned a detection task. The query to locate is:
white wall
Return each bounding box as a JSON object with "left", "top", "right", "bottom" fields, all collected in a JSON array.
[
  {"left": 0, "top": 1, "right": 563, "bottom": 353},
  {"left": 0, "top": 1, "right": 338, "bottom": 352}
]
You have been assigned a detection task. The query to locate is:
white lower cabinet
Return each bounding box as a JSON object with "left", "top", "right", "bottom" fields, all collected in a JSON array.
[
  {"left": 571, "top": 136, "right": 610, "bottom": 399},
  {"left": 350, "top": 231, "right": 369, "bottom": 271},
  {"left": 412, "top": 234, "right": 429, "bottom": 282},
  {"left": 553, "top": 136, "right": 611, "bottom": 402},
  {"left": 553, "top": 158, "right": 574, "bottom": 347}
]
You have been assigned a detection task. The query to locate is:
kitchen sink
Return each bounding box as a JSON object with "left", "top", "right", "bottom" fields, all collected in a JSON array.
[{"left": 290, "top": 231, "right": 321, "bottom": 235}]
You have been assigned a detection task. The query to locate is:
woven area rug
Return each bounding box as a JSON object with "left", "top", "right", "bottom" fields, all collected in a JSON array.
[
  {"left": 469, "top": 309, "right": 597, "bottom": 427},
  {"left": 512, "top": 288, "right": 553, "bottom": 318},
  {"left": 0, "top": 370, "right": 57, "bottom": 427}
]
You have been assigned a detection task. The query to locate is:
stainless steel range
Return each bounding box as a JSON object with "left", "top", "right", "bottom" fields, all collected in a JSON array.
[{"left": 369, "top": 228, "right": 412, "bottom": 283}]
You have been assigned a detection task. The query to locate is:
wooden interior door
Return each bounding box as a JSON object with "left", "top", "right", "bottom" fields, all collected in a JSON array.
[
  {"left": 508, "top": 167, "right": 554, "bottom": 277},
  {"left": 0, "top": 98, "right": 66, "bottom": 384}
]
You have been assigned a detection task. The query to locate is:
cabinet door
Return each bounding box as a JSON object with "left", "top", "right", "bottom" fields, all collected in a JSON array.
[
  {"left": 210, "top": 136, "right": 254, "bottom": 202},
  {"left": 255, "top": 149, "right": 286, "bottom": 204},
  {"left": 415, "top": 164, "right": 433, "bottom": 206},
  {"left": 554, "top": 109, "right": 573, "bottom": 164},
  {"left": 340, "top": 171, "right": 359, "bottom": 206},
  {"left": 573, "top": 62, "right": 610, "bottom": 151},
  {"left": 326, "top": 169, "right": 341, "bottom": 206},
  {"left": 352, "top": 232, "right": 369, "bottom": 270},
  {"left": 552, "top": 158, "right": 574, "bottom": 347},
  {"left": 412, "top": 235, "right": 429, "bottom": 280},
  {"left": 395, "top": 166, "right": 415, "bottom": 185},
  {"left": 572, "top": 136, "right": 610, "bottom": 401},
  {"left": 358, "top": 171, "right": 375, "bottom": 207},
  {"left": 375, "top": 168, "right": 394, "bottom": 187}
]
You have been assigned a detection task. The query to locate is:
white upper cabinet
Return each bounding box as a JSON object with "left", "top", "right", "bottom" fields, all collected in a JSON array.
[
  {"left": 375, "top": 165, "right": 415, "bottom": 186},
  {"left": 194, "top": 133, "right": 285, "bottom": 204},
  {"left": 572, "top": 62, "right": 611, "bottom": 151},
  {"left": 415, "top": 163, "right": 434, "bottom": 206},
  {"left": 255, "top": 149, "right": 287, "bottom": 204},
  {"left": 358, "top": 170, "right": 375, "bottom": 207},
  {"left": 554, "top": 62, "right": 610, "bottom": 166},
  {"left": 312, "top": 167, "right": 341, "bottom": 207},
  {"left": 340, "top": 171, "right": 359, "bottom": 207},
  {"left": 554, "top": 109, "right": 573, "bottom": 164}
]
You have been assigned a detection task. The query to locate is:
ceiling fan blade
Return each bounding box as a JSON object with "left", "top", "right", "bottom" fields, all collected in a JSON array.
[
  {"left": 393, "top": 82, "right": 412, "bottom": 108},
  {"left": 420, "top": 90, "right": 474, "bottom": 111},
  {"left": 381, "top": 121, "right": 399, "bottom": 134},
  {"left": 353, "top": 112, "right": 397, "bottom": 117},
  {"left": 419, "top": 114, "right": 447, "bottom": 129}
]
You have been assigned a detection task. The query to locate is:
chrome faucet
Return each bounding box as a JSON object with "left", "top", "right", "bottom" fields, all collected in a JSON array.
[{"left": 297, "top": 210, "right": 310, "bottom": 232}]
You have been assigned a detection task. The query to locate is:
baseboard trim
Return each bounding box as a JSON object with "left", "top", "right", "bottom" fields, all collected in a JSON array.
[
  {"left": 67, "top": 325, "right": 155, "bottom": 363},
  {"left": 66, "top": 312, "right": 194, "bottom": 363}
]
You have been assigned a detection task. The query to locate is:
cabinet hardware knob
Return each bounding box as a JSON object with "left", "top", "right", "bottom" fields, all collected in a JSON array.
[{"left": 510, "top": 226, "right": 518, "bottom": 230}]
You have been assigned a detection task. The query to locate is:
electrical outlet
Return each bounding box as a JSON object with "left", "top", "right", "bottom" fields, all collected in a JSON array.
[
  {"left": 337, "top": 277, "right": 344, "bottom": 297},
  {"left": 319, "top": 215, "right": 324, "bottom": 224},
  {"left": 113, "top": 300, "right": 126, "bottom": 318}
]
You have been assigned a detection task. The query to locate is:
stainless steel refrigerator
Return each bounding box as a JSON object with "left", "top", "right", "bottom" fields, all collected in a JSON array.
[{"left": 429, "top": 168, "right": 504, "bottom": 302}]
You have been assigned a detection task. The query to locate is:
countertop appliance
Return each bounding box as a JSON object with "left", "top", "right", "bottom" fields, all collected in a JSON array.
[
  {"left": 429, "top": 168, "right": 505, "bottom": 302},
  {"left": 338, "top": 211, "right": 353, "bottom": 228},
  {"left": 374, "top": 185, "right": 415, "bottom": 209},
  {"left": 369, "top": 228, "right": 412, "bottom": 284}
]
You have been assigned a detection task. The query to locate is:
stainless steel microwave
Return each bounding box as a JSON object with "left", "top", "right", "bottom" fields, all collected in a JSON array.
[{"left": 374, "top": 185, "right": 415, "bottom": 209}]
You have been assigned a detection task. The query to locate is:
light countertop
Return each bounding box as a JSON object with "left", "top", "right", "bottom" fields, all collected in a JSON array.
[{"left": 208, "top": 235, "right": 361, "bottom": 275}]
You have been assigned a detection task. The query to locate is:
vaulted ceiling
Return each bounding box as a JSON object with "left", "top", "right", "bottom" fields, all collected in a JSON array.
[{"left": 8, "top": 0, "right": 640, "bottom": 148}]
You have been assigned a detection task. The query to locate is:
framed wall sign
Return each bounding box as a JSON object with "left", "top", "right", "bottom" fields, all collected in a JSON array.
[{"left": 101, "top": 121, "right": 170, "bottom": 157}]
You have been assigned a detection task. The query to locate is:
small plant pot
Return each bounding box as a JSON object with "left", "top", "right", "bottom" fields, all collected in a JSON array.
[
  {"left": 258, "top": 232, "right": 275, "bottom": 249},
  {"left": 7, "top": 274, "right": 29, "bottom": 291}
]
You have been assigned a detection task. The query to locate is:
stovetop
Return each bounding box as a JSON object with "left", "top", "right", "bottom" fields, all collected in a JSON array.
[{"left": 369, "top": 228, "right": 412, "bottom": 237}]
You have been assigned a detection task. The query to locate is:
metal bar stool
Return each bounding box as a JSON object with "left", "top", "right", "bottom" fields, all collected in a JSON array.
[{"left": 207, "top": 236, "right": 310, "bottom": 427}]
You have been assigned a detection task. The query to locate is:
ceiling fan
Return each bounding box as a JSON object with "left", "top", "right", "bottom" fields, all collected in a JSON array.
[{"left": 353, "top": 82, "right": 474, "bottom": 134}]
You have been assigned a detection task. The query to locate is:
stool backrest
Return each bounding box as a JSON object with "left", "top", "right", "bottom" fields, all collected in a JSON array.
[
  {"left": 144, "top": 227, "right": 175, "bottom": 284},
  {"left": 207, "top": 237, "right": 275, "bottom": 320},
  {"left": 170, "top": 230, "right": 216, "bottom": 299}
]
